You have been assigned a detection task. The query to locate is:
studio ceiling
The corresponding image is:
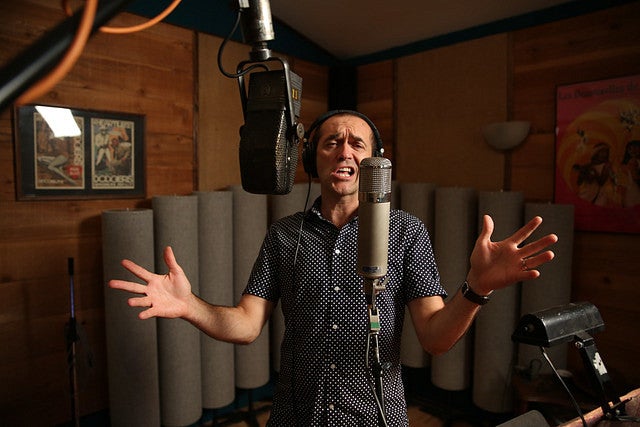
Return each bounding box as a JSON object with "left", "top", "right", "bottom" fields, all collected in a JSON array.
[
  {"left": 124, "top": 0, "right": 627, "bottom": 65},
  {"left": 268, "top": 0, "right": 577, "bottom": 60}
]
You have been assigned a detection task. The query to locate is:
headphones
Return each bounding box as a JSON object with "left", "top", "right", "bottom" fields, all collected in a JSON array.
[{"left": 301, "top": 110, "right": 384, "bottom": 178}]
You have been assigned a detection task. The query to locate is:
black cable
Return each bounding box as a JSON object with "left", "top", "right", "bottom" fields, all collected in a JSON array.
[
  {"left": 290, "top": 174, "right": 312, "bottom": 422},
  {"left": 0, "top": 0, "right": 133, "bottom": 112},
  {"left": 216, "top": 7, "right": 268, "bottom": 79},
  {"left": 540, "top": 347, "right": 587, "bottom": 427},
  {"left": 293, "top": 175, "right": 312, "bottom": 267},
  {"left": 365, "top": 332, "right": 389, "bottom": 427}
]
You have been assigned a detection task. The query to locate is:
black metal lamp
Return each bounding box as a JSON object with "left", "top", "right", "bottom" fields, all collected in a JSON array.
[
  {"left": 512, "top": 301, "right": 604, "bottom": 347},
  {"left": 512, "top": 302, "right": 630, "bottom": 424}
]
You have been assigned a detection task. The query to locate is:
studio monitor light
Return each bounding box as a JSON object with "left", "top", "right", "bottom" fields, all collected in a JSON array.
[
  {"left": 513, "top": 302, "right": 631, "bottom": 423},
  {"left": 511, "top": 301, "right": 604, "bottom": 347}
]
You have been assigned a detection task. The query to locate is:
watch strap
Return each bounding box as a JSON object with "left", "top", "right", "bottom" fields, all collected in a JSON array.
[{"left": 461, "top": 281, "right": 490, "bottom": 305}]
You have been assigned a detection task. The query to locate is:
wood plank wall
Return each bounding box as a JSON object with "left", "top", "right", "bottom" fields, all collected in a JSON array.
[
  {"left": 395, "top": 34, "right": 509, "bottom": 189},
  {"left": 358, "top": 61, "right": 396, "bottom": 167},
  {"left": 1, "top": 1, "right": 639, "bottom": 425},
  {"left": 0, "top": 2, "right": 195, "bottom": 425},
  {"left": 389, "top": 2, "right": 640, "bottom": 390},
  {"left": 0, "top": 4, "right": 330, "bottom": 425},
  {"left": 510, "top": 1, "right": 640, "bottom": 389}
]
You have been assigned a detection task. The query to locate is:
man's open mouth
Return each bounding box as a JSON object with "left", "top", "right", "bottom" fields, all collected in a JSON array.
[{"left": 336, "top": 167, "right": 355, "bottom": 177}]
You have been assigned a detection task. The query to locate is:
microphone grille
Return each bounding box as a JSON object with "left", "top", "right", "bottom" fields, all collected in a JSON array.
[{"left": 359, "top": 157, "right": 392, "bottom": 193}]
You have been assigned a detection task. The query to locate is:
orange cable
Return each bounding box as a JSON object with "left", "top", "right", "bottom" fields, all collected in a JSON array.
[
  {"left": 100, "top": 0, "right": 183, "bottom": 34},
  {"left": 62, "top": 0, "right": 183, "bottom": 34},
  {"left": 61, "top": 0, "right": 73, "bottom": 17},
  {"left": 16, "top": 0, "right": 183, "bottom": 106},
  {"left": 16, "top": 0, "right": 98, "bottom": 106}
]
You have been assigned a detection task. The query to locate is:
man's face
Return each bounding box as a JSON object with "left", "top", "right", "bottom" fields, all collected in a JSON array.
[{"left": 314, "top": 114, "right": 375, "bottom": 198}]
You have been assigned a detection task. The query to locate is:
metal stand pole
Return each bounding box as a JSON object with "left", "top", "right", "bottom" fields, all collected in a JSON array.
[
  {"left": 66, "top": 257, "right": 80, "bottom": 427},
  {"left": 575, "top": 332, "right": 628, "bottom": 420},
  {"left": 365, "top": 277, "right": 389, "bottom": 427}
]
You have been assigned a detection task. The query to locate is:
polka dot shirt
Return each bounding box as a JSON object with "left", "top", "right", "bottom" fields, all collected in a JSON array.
[{"left": 244, "top": 197, "right": 446, "bottom": 426}]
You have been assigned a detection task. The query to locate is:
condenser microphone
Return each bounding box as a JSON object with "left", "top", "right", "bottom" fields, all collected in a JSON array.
[
  {"left": 238, "top": 69, "right": 302, "bottom": 194},
  {"left": 357, "top": 157, "right": 392, "bottom": 281},
  {"left": 235, "top": 0, "right": 304, "bottom": 195}
]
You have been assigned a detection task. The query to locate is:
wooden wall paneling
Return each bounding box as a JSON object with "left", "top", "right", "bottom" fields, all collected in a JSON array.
[
  {"left": 0, "top": 2, "right": 196, "bottom": 424},
  {"left": 395, "top": 34, "right": 509, "bottom": 188},
  {"left": 358, "top": 60, "right": 395, "bottom": 165},
  {"left": 0, "top": 122, "right": 18, "bottom": 201},
  {"left": 508, "top": 133, "right": 556, "bottom": 202},
  {"left": 290, "top": 57, "right": 329, "bottom": 125},
  {"left": 197, "top": 33, "right": 247, "bottom": 191},
  {"left": 2, "top": 1, "right": 639, "bottom": 424},
  {"left": 288, "top": 57, "right": 329, "bottom": 182},
  {"left": 510, "top": 1, "right": 640, "bottom": 199},
  {"left": 511, "top": 1, "right": 640, "bottom": 388}
]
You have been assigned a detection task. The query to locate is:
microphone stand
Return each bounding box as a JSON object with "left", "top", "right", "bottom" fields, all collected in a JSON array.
[
  {"left": 365, "top": 277, "right": 389, "bottom": 427},
  {"left": 65, "top": 257, "right": 80, "bottom": 427}
]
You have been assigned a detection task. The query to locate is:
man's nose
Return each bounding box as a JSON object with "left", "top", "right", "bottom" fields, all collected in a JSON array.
[{"left": 337, "top": 142, "right": 353, "bottom": 160}]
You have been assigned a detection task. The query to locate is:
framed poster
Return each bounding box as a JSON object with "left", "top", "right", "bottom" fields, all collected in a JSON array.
[
  {"left": 14, "top": 105, "right": 145, "bottom": 200},
  {"left": 555, "top": 74, "right": 640, "bottom": 233}
]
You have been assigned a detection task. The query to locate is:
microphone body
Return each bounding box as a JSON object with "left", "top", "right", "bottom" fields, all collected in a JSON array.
[
  {"left": 358, "top": 157, "right": 392, "bottom": 418},
  {"left": 357, "top": 157, "right": 392, "bottom": 280},
  {"left": 234, "top": 0, "right": 304, "bottom": 195},
  {"left": 239, "top": 69, "right": 302, "bottom": 194}
]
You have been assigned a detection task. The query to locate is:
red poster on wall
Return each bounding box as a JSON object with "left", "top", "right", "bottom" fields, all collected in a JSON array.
[{"left": 555, "top": 74, "right": 640, "bottom": 233}]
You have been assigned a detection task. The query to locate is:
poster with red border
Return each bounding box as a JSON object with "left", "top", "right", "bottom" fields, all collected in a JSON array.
[{"left": 555, "top": 74, "right": 640, "bottom": 233}]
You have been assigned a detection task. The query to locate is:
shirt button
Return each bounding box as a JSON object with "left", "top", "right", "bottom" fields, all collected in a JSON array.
[
  {"left": 328, "top": 404, "right": 335, "bottom": 410},
  {"left": 332, "top": 324, "right": 338, "bottom": 330},
  {"left": 334, "top": 286, "right": 340, "bottom": 292}
]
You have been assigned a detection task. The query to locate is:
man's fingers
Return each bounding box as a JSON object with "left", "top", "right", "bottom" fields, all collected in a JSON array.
[
  {"left": 128, "top": 295, "right": 151, "bottom": 308},
  {"left": 478, "top": 215, "right": 494, "bottom": 242},
  {"left": 109, "top": 279, "right": 147, "bottom": 294},
  {"left": 164, "top": 246, "right": 181, "bottom": 272},
  {"left": 127, "top": 296, "right": 156, "bottom": 320},
  {"left": 138, "top": 309, "right": 154, "bottom": 320},
  {"left": 521, "top": 250, "right": 555, "bottom": 271},
  {"left": 513, "top": 216, "right": 543, "bottom": 245},
  {"left": 521, "top": 234, "right": 558, "bottom": 258},
  {"left": 121, "top": 259, "right": 153, "bottom": 281}
]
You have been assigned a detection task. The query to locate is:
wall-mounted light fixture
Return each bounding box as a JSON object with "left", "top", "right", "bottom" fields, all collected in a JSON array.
[
  {"left": 512, "top": 302, "right": 634, "bottom": 424},
  {"left": 482, "top": 120, "right": 530, "bottom": 151},
  {"left": 482, "top": 120, "right": 530, "bottom": 191}
]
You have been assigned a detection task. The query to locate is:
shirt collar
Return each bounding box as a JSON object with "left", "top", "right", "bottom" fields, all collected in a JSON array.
[{"left": 309, "top": 196, "right": 359, "bottom": 228}]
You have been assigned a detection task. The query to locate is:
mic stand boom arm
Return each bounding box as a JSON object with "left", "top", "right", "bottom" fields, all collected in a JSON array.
[{"left": 365, "top": 277, "right": 389, "bottom": 427}]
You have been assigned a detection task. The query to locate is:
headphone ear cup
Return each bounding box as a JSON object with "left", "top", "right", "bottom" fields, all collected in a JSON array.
[{"left": 301, "top": 138, "right": 317, "bottom": 178}]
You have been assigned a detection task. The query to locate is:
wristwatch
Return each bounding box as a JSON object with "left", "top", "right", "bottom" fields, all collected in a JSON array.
[{"left": 461, "top": 281, "right": 491, "bottom": 305}]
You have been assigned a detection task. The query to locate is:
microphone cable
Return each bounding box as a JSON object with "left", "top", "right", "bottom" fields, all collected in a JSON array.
[
  {"left": 293, "top": 173, "right": 313, "bottom": 268},
  {"left": 289, "top": 172, "right": 312, "bottom": 422},
  {"left": 217, "top": 6, "right": 268, "bottom": 79},
  {"left": 540, "top": 346, "right": 587, "bottom": 427}
]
